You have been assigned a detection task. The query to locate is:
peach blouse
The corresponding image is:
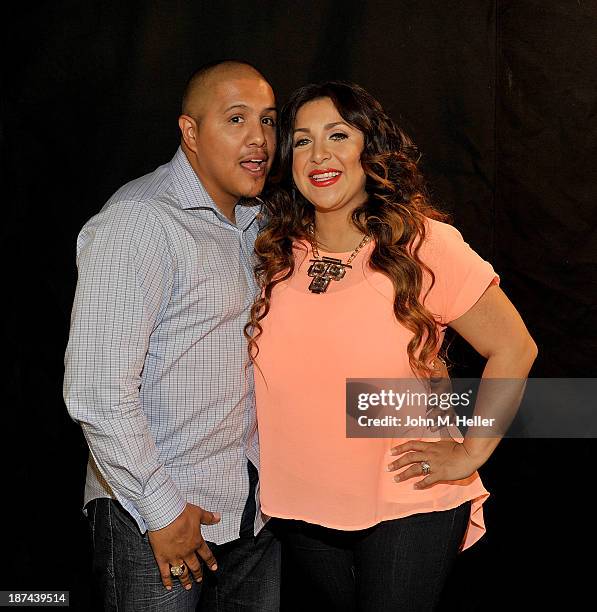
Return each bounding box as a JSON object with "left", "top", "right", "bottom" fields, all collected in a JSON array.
[{"left": 254, "top": 218, "right": 499, "bottom": 550}]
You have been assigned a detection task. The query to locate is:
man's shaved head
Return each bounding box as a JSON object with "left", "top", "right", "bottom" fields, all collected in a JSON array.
[
  {"left": 181, "top": 60, "right": 269, "bottom": 120},
  {"left": 177, "top": 59, "right": 276, "bottom": 217}
]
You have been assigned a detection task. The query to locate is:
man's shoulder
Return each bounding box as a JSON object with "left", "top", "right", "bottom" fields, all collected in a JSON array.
[
  {"left": 76, "top": 161, "right": 179, "bottom": 252},
  {"left": 106, "top": 160, "right": 175, "bottom": 212},
  {"left": 80, "top": 160, "right": 180, "bottom": 232}
]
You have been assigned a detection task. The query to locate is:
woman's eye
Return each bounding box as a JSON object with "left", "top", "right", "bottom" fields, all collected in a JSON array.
[
  {"left": 294, "top": 138, "right": 310, "bottom": 147},
  {"left": 262, "top": 117, "right": 276, "bottom": 126},
  {"left": 330, "top": 132, "right": 348, "bottom": 141},
  {"left": 230, "top": 116, "right": 244, "bottom": 124}
]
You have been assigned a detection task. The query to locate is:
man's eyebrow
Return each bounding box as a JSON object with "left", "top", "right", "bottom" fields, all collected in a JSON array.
[
  {"left": 223, "top": 104, "right": 278, "bottom": 113},
  {"left": 223, "top": 104, "right": 249, "bottom": 112},
  {"left": 293, "top": 121, "right": 349, "bottom": 133}
]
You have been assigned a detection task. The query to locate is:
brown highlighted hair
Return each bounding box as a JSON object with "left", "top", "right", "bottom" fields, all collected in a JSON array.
[{"left": 245, "top": 81, "right": 449, "bottom": 376}]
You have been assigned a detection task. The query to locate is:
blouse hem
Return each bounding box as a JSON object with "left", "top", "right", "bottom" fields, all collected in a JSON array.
[{"left": 262, "top": 489, "right": 490, "bottom": 552}]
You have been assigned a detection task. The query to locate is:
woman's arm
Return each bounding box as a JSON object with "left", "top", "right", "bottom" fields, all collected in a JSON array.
[
  {"left": 388, "top": 284, "right": 537, "bottom": 487},
  {"left": 448, "top": 283, "right": 538, "bottom": 461}
]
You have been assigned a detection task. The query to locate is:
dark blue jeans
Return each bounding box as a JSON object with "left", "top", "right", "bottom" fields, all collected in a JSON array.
[
  {"left": 85, "top": 462, "right": 280, "bottom": 611},
  {"left": 275, "top": 501, "right": 471, "bottom": 611}
]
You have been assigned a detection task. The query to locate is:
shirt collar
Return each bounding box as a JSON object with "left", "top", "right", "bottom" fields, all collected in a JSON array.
[{"left": 169, "top": 147, "right": 261, "bottom": 230}]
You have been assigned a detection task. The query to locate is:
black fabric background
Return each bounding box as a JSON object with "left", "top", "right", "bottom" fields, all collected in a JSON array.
[{"left": 3, "top": 1, "right": 596, "bottom": 609}]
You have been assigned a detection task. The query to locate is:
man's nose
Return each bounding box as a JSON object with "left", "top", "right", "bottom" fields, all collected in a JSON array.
[{"left": 247, "top": 121, "right": 267, "bottom": 148}]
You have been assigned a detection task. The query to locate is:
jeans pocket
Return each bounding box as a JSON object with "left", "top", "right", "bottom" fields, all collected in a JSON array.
[
  {"left": 84, "top": 499, "right": 99, "bottom": 548},
  {"left": 110, "top": 499, "right": 144, "bottom": 539}
]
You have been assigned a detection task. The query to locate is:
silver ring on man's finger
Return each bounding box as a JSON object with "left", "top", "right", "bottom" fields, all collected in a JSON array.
[
  {"left": 170, "top": 563, "right": 186, "bottom": 577},
  {"left": 420, "top": 461, "right": 431, "bottom": 475}
]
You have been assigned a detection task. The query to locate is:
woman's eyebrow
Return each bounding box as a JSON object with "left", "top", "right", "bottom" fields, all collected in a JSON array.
[{"left": 294, "top": 121, "right": 349, "bottom": 133}]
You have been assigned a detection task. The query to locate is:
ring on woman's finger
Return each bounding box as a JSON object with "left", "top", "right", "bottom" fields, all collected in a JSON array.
[
  {"left": 170, "top": 563, "right": 186, "bottom": 577},
  {"left": 420, "top": 461, "right": 431, "bottom": 475}
]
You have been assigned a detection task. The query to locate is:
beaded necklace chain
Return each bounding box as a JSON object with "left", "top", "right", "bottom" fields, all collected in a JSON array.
[{"left": 306, "top": 224, "right": 371, "bottom": 294}]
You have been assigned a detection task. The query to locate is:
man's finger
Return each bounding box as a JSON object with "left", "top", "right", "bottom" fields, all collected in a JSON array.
[
  {"left": 184, "top": 554, "right": 204, "bottom": 583},
  {"left": 199, "top": 510, "right": 221, "bottom": 525},
  {"left": 196, "top": 539, "right": 218, "bottom": 571},
  {"left": 175, "top": 562, "right": 193, "bottom": 590},
  {"left": 158, "top": 561, "right": 174, "bottom": 591}
]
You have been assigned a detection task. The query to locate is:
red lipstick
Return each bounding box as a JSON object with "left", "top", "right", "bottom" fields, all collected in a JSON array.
[{"left": 308, "top": 168, "right": 342, "bottom": 187}]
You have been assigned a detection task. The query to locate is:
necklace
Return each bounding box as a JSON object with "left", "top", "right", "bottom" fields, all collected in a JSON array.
[{"left": 306, "top": 224, "right": 371, "bottom": 294}]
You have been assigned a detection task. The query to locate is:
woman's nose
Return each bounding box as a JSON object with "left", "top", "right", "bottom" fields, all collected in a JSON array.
[{"left": 311, "top": 142, "right": 330, "bottom": 164}]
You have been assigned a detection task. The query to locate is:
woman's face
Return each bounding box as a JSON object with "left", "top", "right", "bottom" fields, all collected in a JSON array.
[{"left": 291, "top": 97, "right": 367, "bottom": 216}]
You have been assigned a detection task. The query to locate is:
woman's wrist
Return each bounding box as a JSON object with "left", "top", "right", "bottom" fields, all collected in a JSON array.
[{"left": 461, "top": 437, "right": 501, "bottom": 469}]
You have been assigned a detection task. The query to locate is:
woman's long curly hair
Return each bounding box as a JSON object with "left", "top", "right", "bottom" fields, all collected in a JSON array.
[{"left": 245, "top": 81, "right": 449, "bottom": 377}]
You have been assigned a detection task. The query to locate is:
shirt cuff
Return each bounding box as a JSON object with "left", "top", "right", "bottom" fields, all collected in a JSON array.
[{"left": 136, "top": 477, "right": 187, "bottom": 531}]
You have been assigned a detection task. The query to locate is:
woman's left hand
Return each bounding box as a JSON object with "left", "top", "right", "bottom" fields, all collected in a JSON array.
[{"left": 387, "top": 439, "right": 482, "bottom": 489}]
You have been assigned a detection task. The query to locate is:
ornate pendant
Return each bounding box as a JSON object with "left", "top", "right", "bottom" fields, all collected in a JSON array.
[{"left": 307, "top": 257, "right": 352, "bottom": 294}]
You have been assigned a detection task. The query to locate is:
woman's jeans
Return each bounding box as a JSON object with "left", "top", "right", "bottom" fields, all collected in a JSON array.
[
  {"left": 275, "top": 501, "right": 471, "bottom": 612},
  {"left": 85, "top": 461, "right": 280, "bottom": 611}
]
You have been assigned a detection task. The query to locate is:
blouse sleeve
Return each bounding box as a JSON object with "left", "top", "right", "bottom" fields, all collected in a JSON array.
[{"left": 420, "top": 219, "right": 500, "bottom": 325}]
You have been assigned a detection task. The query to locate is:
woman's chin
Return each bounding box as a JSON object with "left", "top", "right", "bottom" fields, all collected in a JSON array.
[{"left": 308, "top": 198, "right": 348, "bottom": 213}]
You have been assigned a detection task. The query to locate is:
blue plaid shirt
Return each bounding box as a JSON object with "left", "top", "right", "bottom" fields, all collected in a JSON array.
[{"left": 64, "top": 147, "right": 263, "bottom": 543}]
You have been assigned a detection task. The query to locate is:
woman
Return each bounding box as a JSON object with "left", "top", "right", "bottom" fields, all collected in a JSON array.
[{"left": 246, "top": 81, "right": 537, "bottom": 610}]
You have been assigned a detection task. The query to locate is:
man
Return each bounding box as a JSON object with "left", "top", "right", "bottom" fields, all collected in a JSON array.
[{"left": 64, "top": 60, "right": 279, "bottom": 611}]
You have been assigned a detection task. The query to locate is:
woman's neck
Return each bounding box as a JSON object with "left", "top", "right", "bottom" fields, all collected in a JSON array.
[{"left": 312, "top": 209, "right": 365, "bottom": 253}]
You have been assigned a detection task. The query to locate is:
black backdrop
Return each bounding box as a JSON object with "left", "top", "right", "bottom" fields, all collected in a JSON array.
[{"left": 4, "top": 1, "right": 596, "bottom": 609}]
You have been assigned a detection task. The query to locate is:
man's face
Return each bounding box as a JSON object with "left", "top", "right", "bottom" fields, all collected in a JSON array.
[{"left": 191, "top": 75, "right": 276, "bottom": 210}]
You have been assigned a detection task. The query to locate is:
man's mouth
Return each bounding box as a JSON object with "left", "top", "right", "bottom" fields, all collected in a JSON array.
[
  {"left": 240, "top": 157, "right": 268, "bottom": 173},
  {"left": 308, "top": 169, "right": 342, "bottom": 187}
]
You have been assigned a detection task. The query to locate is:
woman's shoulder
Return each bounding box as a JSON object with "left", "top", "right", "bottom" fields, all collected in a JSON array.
[
  {"left": 416, "top": 217, "right": 465, "bottom": 261},
  {"left": 292, "top": 238, "right": 310, "bottom": 251},
  {"left": 291, "top": 238, "right": 310, "bottom": 259},
  {"left": 422, "top": 216, "right": 463, "bottom": 243}
]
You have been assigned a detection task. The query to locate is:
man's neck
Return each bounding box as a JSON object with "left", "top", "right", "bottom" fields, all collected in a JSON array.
[
  {"left": 182, "top": 145, "right": 237, "bottom": 223},
  {"left": 218, "top": 201, "right": 236, "bottom": 223}
]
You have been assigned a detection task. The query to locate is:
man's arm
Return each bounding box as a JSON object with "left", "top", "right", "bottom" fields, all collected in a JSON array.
[
  {"left": 64, "top": 200, "right": 187, "bottom": 529},
  {"left": 64, "top": 200, "right": 220, "bottom": 589}
]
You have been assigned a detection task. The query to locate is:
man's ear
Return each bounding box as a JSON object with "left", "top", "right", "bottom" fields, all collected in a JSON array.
[{"left": 178, "top": 114, "right": 199, "bottom": 153}]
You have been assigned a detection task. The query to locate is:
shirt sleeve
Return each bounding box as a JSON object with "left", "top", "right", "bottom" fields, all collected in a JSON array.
[
  {"left": 63, "top": 200, "right": 187, "bottom": 530},
  {"left": 421, "top": 220, "right": 500, "bottom": 325}
]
